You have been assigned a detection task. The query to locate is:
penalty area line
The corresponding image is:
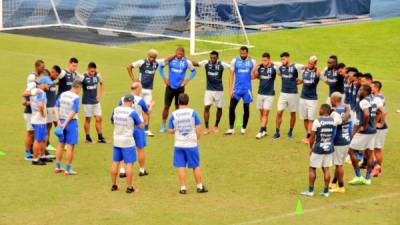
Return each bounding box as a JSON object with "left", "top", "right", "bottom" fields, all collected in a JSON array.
[{"left": 233, "top": 192, "right": 400, "bottom": 225}]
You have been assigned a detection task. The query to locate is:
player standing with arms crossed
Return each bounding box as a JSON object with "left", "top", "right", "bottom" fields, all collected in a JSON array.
[{"left": 224, "top": 46, "right": 255, "bottom": 135}]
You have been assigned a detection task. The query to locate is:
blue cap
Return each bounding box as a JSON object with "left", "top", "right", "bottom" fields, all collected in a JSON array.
[
  {"left": 38, "top": 76, "right": 54, "bottom": 85},
  {"left": 123, "top": 94, "right": 135, "bottom": 102},
  {"left": 54, "top": 126, "right": 64, "bottom": 139}
]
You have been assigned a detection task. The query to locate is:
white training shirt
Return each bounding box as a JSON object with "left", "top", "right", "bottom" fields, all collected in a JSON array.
[
  {"left": 112, "top": 106, "right": 142, "bottom": 148},
  {"left": 168, "top": 108, "right": 201, "bottom": 148},
  {"left": 30, "top": 88, "right": 47, "bottom": 124},
  {"left": 56, "top": 91, "right": 80, "bottom": 120}
]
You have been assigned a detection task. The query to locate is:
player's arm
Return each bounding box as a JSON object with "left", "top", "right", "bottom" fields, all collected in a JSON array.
[
  {"left": 193, "top": 111, "right": 202, "bottom": 142},
  {"left": 97, "top": 74, "right": 104, "bottom": 102},
  {"left": 132, "top": 111, "right": 144, "bottom": 129},
  {"left": 110, "top": 111, "right": 115, "bottom": 125},
  {"left": 320, "top": 67, "right": 329, "bottom": 84},
  {"left": 181, "top": 60, "right": 197, "bottom": 86},
  {"left": 251, "top": 63, "right": 260, "bottom": 80},
  {"left": 229, "top": 58, "right": 236, "bottom": 98},
  {"left": 164, "top": 54, "right": 175, "bottom": 62},
  {"left": 360, "top": 108, "right": 370, "bottom": 132},
  {"left": 168, "top": 115, "right": 175, "bottom": 134},
  {"left": 139, "top": 99, "right": 150, "bottom": 124},
  {"left": 54, "top": 98, "right": 61, "bottom": 126},
  {"left": 309, "top": 120, "right": 319, "bottom": 155},
  {"left": 159, "top": 60, "right": 169, "bottom": 86},
  {"left": 342, "top": 105, "right": 351, "bottom": 123},
  {"left": 61, "top": 98, "right": 80, "bottom": 128},
  {"left": 127, "top": 60, "right": 144, "bottom": 82},
  {"left": 37, "top": 92, "right": 46, "bottom": 117},
  {"left": 375, "top": 105, "right": 387, "bottom": 128}
]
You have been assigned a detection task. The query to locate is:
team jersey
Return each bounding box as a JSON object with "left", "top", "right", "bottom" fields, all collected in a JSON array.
[
  {"left": 300, "top": 67, "right": 319, "bottom": 100},
  {"left": 168, "top": 108, "right": 201, "bottom": 148},
  {"left": 276, "top": 63, "right": 303, "bottom": 94},
  {"left": 112, "top": 106, "right": 142, "bottom": 148},
  {"left": 77, "top": 73, "right": 102, "bottom": 104},
  {"left": 131, "top": 59, "right": 163, "bottom": 90},
  {"left": 46, "top": 81, "right": 57, "bottom": 108},
  {"left": 24, "top": 73, "right": 40, "bottom": 114},
  {"left": 256, "top": 63, "right": 277, "bottom": 96},
  {"left": 161, "top": 57, "right": 195, "bottom": 89},
  {"left": 344, "top": 78, "right": 352, "bottom": 105},
  {"left": 322, "top": 68, "right": 344, "bottom": 95},
  {"left": 198, "top": 60, "right": 230, "bottom": 91},
  {"left": 373, "top": 93, "right": 388, "bottom": 130},
  {"left": 230, "top": 57, "right": 255, "bottom": 93},
  {"left": 349, "top": 84, "right": 360, "bottom": 110},
  {"left": 312, "top": 116, "right": 338, "bottom": 154},
  {"left": 119, "top": 95, "right": 148, "bottom": 122},
  {"left": 356, "top": 95, "right": 377, "bottom": 134},
  {"left": 332, "top": 104, "right": 351, "bottom": 146},
  {"left": 55, "top": 91, "right": 80, "bottom": 120},
  {"left": 30, "top": 88, "right": 47, "bottom": 125},
  {"left": 57, "top": 69, "right": 79, "bottom": 96}
]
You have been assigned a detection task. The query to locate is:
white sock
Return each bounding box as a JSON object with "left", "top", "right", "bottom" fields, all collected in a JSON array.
[
  {"left": 140, "top": 167, "right": 145, "bottom": 173},
  {"left": 180, "top": 186, "right": 186, "bottom": 190},
  {"left": 196, "top": 183, "right": 203, "bottom": 189},
  {"left": 119, "top": 168, "right": 125, "bottom": 174}
]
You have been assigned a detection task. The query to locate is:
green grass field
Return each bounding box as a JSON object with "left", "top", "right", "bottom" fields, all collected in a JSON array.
[{"left": 0, "top": 18, "right": 400, "bottom": 225}]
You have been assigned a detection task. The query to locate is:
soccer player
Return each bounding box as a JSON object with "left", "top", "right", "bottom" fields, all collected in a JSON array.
[
  {"left": 224, "top": 46, "right": 255, "bottom": 135},
  {"left": 110, "top": 95, "right": 144, "bottom": 193},
  {"left": 251, "top": 52, "right": 277, "bottom": 139},
  {"left": 127, "top": 49, "right": 162, "bottom": 136},
  {"left": 321, "top": 55, "right": 344, "bottom": 100},
  {"left": 298, "top": 56, "right": 321, "bottom": 144},
  {"left": 371, "top": 81, "right": 388, "bottom": 177},
  {"left": 329, "top": 92, "right": 351, "bottom": 193},
  {"left": 54, "top": 80, "right": 82, "bottom": 175},
  {"left": 30, "top": 76, "right": 54, "bottom": 165},
  {"left": 348, "top": 84, "right": 377, "bottom": 185},
  {"left": 77, "top": 62, "right": 107, "bottom": 144},
  {"left": 196, "top": 51, "right": 230, "bottom": 134},
  {"left": 168, "top": 93, "right": 208, "bottom": 194},
  {"left": 301, "top": 104, "right": 340, "bottom": 197},
  {"left": 159, "top": 47, "right": 197, "bottom": 133},
  {"left": 57, "top": 57, "right": 79, "bottom": 96},
  {"left": 45, "top": 66, "right": 61, "bottom": 152},
  {"left": 272, "top": 52, "right": 303, "bottom": 140}
]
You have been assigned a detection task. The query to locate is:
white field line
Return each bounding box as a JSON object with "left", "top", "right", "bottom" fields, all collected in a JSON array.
[{"left": 233, "top": 192, "right": 400, "bottom": 225}]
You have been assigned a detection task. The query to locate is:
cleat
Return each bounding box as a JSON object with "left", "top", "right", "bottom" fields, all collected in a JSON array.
[
  {"left": 54, "top": 168, "right": 64, "bottom": 174},
  {"left": 224, "top": 129, "right": 235, "bottom": 135},
  {"left": 330, "top": 187, "right": 345, "bottom": 193},
  {"left": 363, "top": 178, "right": 372, "bottom": 185},
  {"left": 64, "top": 170, "right": 78, "bottom": 176},
  {"left": 111, "top": 184, "right": 119, "bottom": 191},
  {"left": 40, "top": 157, "right": 53, "bottom": 163},
  {"left": 126, "top": 187, "right": 135, "bottom": 194},
  {"left": 179, "top": 189, "right": 187, "bottom": 195},
  {"left": 85, "top": 136, "right": 94, "bottom": 144},
  {"left": 98, "top": 138, "right": 110, "bottom": 144},
  {"left": 320, "top": 192, "right": 330, "bottom": 197},
  {"left": 159, "top": 124, "right": 166, "bottom": 133},
  {"left": 25, "top": 152, "right": 33, "bottom": 161},
  {"left": 287, "top": 131, "right": 293, "bottom": 139},
  {"left": 197, "top": 186, "right": 208, "bottom": 193},
  {"left": 329, "top": 183, "right": 337, "bottom": 190},
  {"left": 300, "top": 190, "right": 314, "bottom": 197},
  {"left": 119, "top": 173, "right": 127, "bottom": 178},
  {"left": 32, "top": 160, "right": 46, "bottom": 166},
  {"left": 302, "top": 137, "right": 310, "bottom": 144},
  {"left": 212, "top": 126, "right": 219, "bottom": 133},
  {"left": 349, "top": 176, "right": 365, "bottom": 185},
  {"left": 240, "top": 128, "right": 246, "bottom": 135},
  {"left": 46, "top": 145, "right": 56, "bottom": 151},
  {"left": 256, "top": 131, "right": 266, "bottom": 139},
  {"left": 146, "top": 130, "right": 155, "bottom": 137},
  {"left": 203, "top": 128, "right": 210, "bottom": 135},
  {"left": 139, "top": 170, "right": 149, "bottom": 177},
  {"left": 272, "top": 133, "right": 280, "bottom": 141}
]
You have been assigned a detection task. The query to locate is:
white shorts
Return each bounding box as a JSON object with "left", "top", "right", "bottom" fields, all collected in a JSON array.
[
  {"left": 310, "top": 152, "right": 333, "bottom": 168},
  {"left": 277, "top": 93, "right": 298, "bottom": 112},
  {"left": 23, "top": 113, "right": 34, "bottom": 131},
  {"left": 374, "top": 129, "right": 388, "bottom": 149},
  {"left": 256, "top": 94, "right": 274, "bottom": 110},
  {"left": 299, "top": 98, "right": 318, "bottom": 120},
  {"left": 83, "top": 103, "right": 102, "bottom": 117},
  {"left": 141, "top": 89, "right": 153, "bottom": 105},
  {"left": 350, "top": 133, "right": 376, "bottom": 150},
  {"left": 46, "top": 107, "right": 57, "bottom": 123},
  {"left": 333, "top": 145, "right": 349, "bottom": 166},
  {"left": 204, "top": 90, "right": 224, "bottom": 108}
]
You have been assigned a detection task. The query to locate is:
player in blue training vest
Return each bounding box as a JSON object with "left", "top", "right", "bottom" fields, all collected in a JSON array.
[
  {"left": 321, "top": 55, "right": 344, "bottom": 100},
  {"left": 348, "top": 84, "right": 377, "bottom": 185},
  {"left": 44, "top": 66, "right": 61, "bottom": 152},
  {"left": 301, "top": 104, "right": 340, "bottom": 197},
  {"left": 251, "top": 52, "right": 277, "bottom": 139},
  {"left": 298, "top": 56, "right": 321, "bottom": 144},
  {"left": 54, "top": 80, "right": 82, "bottom": 175},
  {"left": 168, "top": 93, "right": 208, "bottom": 194},
  {"left": 77, "top": 62, "right": 107, "bottom": 144},
  {"left": 57, "top": 57, "right": 79, "bottom": 96},
  {"left": 224, "top": 46, "right": 255, "bottom": 135},
  {"left": 159, "top": 47, "right": 196, "bottom": 133},
  {"left": 127, "top": 49, "right": 162, "bottom": 137}
]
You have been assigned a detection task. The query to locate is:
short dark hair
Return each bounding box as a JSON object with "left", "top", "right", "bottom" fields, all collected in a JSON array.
[
  {"left": 35, "top": 59, "right": 44, "bottom": 67},
  {"left": 321, "top": 103, "right": 332, "bottom": 114},
  {"left": 363, "top": 73, "right": 373, "bottom": 81},
  {"left": 280, "top": 52, "right": 290, "bottom": 58},
  {"left": 337, "top": 63, "right": 346, "bottom": 69},
  {"left": 354, "top": 72, "right": 363, "bottom": 78},
  {"left": 210, "top": 50, "right": 219, "bottom": 58},
  {"left": 329, "top": 55, "right": 338, "bottom": 61},
  {"left": 262, "top": 52, "right": 270, "bottom": 58},
  {"left": 178, "top": 93, "right": 189, "bottom": 105},
  {"left": 361, "top": 84, "right": 372, "bottom": 95},
  {"left": 372, "top": 81, "right": 382, "bottom": 90},
  {"left": 69, "top": 57, "right": 79, "bottom": 64},
  {"left": 52, "top": 65, "right": 61, "bottom": 74},
  {"left": 346, "top": 67, "right": 358, "bottom": 73},
  {"left": 240, "top": 46, "right": 248, "bottom": 52},
  {"left": 88, "top": 62, "right": 97, "bottom": 69},
  {"left": 176, "top": 46, "right": 185, "bottom": 52}
]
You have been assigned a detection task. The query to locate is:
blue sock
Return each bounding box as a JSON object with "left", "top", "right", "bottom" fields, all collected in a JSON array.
[
  {"left": 66, "top": 164, "right": 71, "bottom": 172},
  {"left": 355, "top": 168, "right": 361, "bottom": 177},
  {"left": 55, "top": 162, "right": 61, "bottom": 169},
  {"left": 145, "top": 125, "right": 149, "bottom": 131},
  {"left": 366, "top": 169, "right": 372, "bottom": 180},
  {"left": 25, "top": 151, "right": 32, "bottom": 157},
  {"left": 308, "top": 186, "right": 314, "bottom": 192}
]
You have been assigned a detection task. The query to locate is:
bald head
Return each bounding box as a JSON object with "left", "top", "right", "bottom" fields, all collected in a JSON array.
[
  {"left": 148, "top": 49, "right": 158, "bottom": 62},
  {"left": 131, "top": 82, "right": 142, "bottom": 95},
  {"left": 330, "top": 91, "right": 342, "bottom": 107}
]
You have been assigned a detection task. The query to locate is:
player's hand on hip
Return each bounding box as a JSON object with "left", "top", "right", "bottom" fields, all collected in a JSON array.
[{"left": 96, "top": 96, "right": 101, "bottom": 102}]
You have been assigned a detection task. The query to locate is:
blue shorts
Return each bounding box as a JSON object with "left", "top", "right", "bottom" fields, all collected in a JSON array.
[
  {"left": 173, "top": 147, "right": 200, "bottom": 168},
  {"left": 113, "top": 146, "right": 136, "bottom": 163},
  {"left": 233, "top": 89, "right": 253, "bottom": 104},
  {"left": 58, "top": 119, "right": 78, "bottom": 145},
  {"left": 32, "top": 124, "right": 48, "bottom": 141},
  {"left": 134, "top": 127, "right": 147, "bottom": 149}
]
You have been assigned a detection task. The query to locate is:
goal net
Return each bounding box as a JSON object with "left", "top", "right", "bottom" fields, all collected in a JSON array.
[{"left": 0, "top": 0, "right": 251, "bottom": 55}]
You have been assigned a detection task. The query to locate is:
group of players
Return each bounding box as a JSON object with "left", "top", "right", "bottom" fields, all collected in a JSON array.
[{"left": 22, "top": 46, "right": 388, "bottom": 195}]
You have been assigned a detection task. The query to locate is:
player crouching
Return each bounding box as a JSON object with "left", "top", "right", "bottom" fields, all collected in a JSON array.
[
  {"left": 301, "top": 104, "right": 340, "bottom": 197},
  {"left": 168, "top": 93, "right": 208, "bottom": 194}
]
